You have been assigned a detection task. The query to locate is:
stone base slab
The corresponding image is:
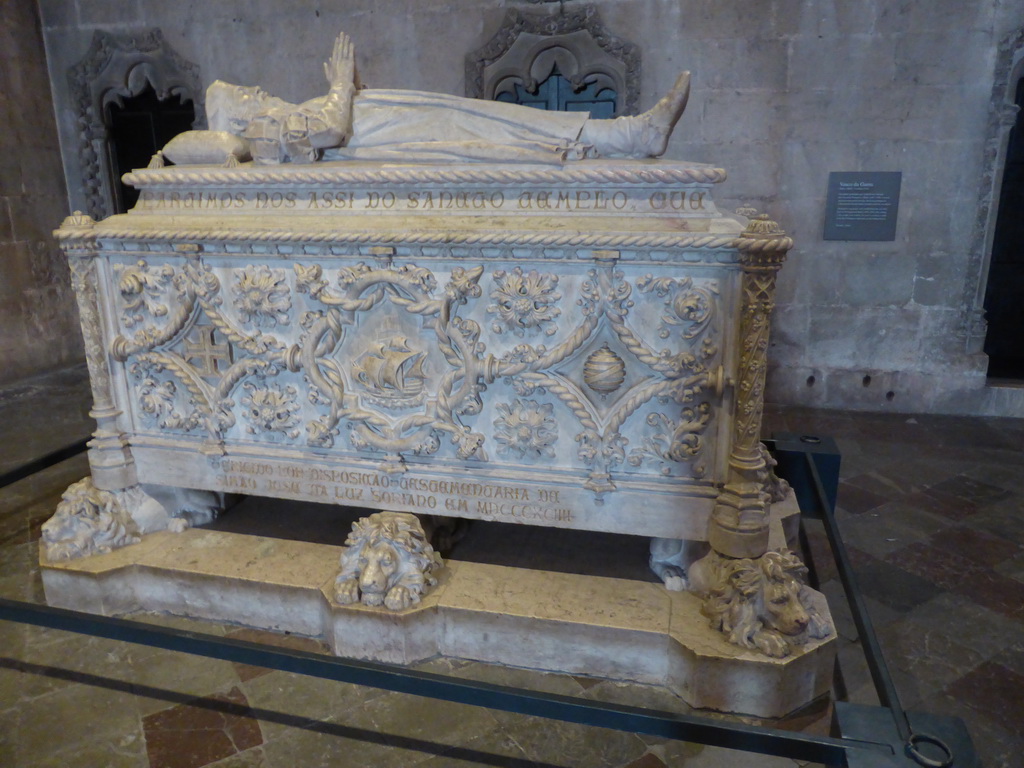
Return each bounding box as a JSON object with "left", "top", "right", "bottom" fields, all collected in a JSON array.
[{"left": 41, "top": 528, "right": 834, "bottom": 718}]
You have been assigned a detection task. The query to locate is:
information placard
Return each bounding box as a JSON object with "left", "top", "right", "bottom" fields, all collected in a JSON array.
[{"left": 823, "top": 171, "right": 902, "bottom": 241}]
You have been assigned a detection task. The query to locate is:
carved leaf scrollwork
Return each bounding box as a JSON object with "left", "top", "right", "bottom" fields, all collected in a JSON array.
[
  {"left": 637, "top": 275, "right": 718, "bottom": 342},
  {"left": 130, "top": 351, "right": 282, "bottom": 447},
  {"left": 134, "top": 373, "right": 199, "bottom": 431},
  {"left": 111, "top": 257, "right": 286, "bottom": 367},
  {"left": 114, "top": 260, "right": 176, "bottom": 328},
  {"left": 627, "top": 402, "right": 712, "bottom": 477},
  {"left": 576, "top": 429, "right": 628, "bottom": 473},
  {"left": 184, "top": 259, "right": 284, "bottom": 357}
]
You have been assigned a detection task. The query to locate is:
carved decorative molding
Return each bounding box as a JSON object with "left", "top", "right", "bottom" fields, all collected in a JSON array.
[
  {"left": 98, "top": 247, "right": 723, "bottom": 494},
  {"left": 123, "top": 164, "right": 727, "bottom": 188},
  {"left": 76, "top": 228, "right": 745, "bottom": 252},
  {"left": 961, "top": 27, "right": 1024, "bottom": 352},
  {"left": 68, "top": 29, "right": 204, "bottom": 220},
  {"left": 466, "top": 5, "right": 640, "bottom": 116},
  {"left": 69, "top": 255, "right": 112, "bottom": 406},
  {"left": 709, "top": 212, "right": 792, "bottom": 560}
]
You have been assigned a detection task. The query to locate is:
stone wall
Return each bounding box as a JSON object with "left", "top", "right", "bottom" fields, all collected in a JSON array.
[
  {"left": 35, "top": 0, "right": 1024, "bottom": 415},
  {"left": 0, "top": 0, "right": 82, "bottom": 384}
]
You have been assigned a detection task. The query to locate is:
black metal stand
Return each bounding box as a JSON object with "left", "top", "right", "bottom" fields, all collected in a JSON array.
[
  {"left": 770, "top": 433, "right": 975, "bottom": 768},
  {"left": 0, "top": 434, "right": 979, "bottom": 767}
]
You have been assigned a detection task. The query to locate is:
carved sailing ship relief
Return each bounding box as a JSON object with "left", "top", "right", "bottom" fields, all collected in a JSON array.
[{"left": 354, "top": 337, "right": 429, "bottom": 406}]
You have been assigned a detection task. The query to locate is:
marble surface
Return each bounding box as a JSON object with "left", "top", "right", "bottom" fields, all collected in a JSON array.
[{"left": 41, "top": 524, "right": 835, "bottom": 719}]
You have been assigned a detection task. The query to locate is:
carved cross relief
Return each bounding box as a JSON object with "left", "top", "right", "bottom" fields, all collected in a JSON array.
[{"left": 183, "top": 326, "right": 232, "bottom": 378}]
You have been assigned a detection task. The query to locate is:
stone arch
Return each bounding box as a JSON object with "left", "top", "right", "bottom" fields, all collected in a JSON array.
[
  {"left": 465, "top": 5, "right": 640, "bottom": 117},
  {"left": 962, "top": 28, "right": 1024, "bottom": 360},
  {"left": 69, "top": 29, "right": 204, "bottom": 220}
]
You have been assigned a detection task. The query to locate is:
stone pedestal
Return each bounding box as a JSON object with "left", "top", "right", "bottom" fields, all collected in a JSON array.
[{"left": 41, "top": 506, "right": 834, "bottom": 719}]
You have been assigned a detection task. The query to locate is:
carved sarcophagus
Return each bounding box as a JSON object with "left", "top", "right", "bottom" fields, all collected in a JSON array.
[
  {"left": 53, "top": 159, "right": 790, "bottom": 552},
  {"left": 41, "top": 32, "right": 834, "bottom": 708}
]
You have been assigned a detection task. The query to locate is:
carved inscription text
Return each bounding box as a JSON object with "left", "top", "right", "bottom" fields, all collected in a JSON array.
[
  {"left": 136, "top": 187, "right": 711, "bottom": 216},
  {"left": 217, "top": 459, "right": 574, "bottom": 524}
]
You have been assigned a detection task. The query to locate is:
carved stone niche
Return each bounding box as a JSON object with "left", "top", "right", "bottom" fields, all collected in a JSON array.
[
  {"left": 465, "top": 5, "right": 640, "bottom": 117},
  {"left": 69, "top": 29, "right": 205, "bottom": 220}
]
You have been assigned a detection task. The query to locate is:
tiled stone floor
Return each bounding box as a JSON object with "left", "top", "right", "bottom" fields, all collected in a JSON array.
[{"left": 1, "top": 365, "right": 1022, "bottom": 767}]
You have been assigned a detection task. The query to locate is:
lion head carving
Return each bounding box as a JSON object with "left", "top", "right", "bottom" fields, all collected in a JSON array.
[
  {"left": 334, "top": 511, "right": 441, "bottom": 611},
  {"left": 42, "top": 478, "right": 142, "bottom": 561},
  {"left": 697, "top": 549, "right": 832, "bottom": 658}
]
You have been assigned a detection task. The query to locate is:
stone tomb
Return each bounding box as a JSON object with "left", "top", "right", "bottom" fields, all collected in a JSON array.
[
  {"left": 42, "top": 158, "right": 835, "bottom": 717},
  {"left": 65, "top": 161, "right": 745, "bottom": 539}
]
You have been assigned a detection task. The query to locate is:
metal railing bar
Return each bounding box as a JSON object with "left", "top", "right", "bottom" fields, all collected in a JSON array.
[
  {"left": 797, "top": 518, "right": 822, "bottom": 591},
  {"left": 0, "top": 438, "right": 90, "bottom": 490},
  {"left": 0, "top": 656, "right": 563, "bottom": 768},
  {"left": 801, "top": 450, "right": 912, "bottom": 742},
  {"left": 0, "top": 597, "right": 891, "bottom": 765}
]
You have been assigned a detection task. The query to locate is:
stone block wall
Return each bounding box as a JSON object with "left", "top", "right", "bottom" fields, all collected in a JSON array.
[
  {"left": 0, "top": 0, "right": 82, "bottom": 385},
  {"left": 34, "top": 0, "right": 1024, "bottom": 415}
]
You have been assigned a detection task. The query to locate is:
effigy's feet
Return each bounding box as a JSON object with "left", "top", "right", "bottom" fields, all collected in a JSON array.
[{"left": 638, "top": 71, "right": 691, "bottom": 157}]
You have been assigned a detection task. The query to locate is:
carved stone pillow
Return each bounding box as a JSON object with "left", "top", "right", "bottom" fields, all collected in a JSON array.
[{"left": 161, "top": 130, "right": 251, "bottom": 166}]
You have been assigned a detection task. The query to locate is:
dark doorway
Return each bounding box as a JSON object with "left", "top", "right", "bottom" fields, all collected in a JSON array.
[
  {"left": 984, "top": 75, "right": 1024, "bottom": 380},
  {"left": 105, "top": 87, "right": 195, "bottom": 213},
  {"left": 496, "top": 66, "right": 618, "bottom": 118}
]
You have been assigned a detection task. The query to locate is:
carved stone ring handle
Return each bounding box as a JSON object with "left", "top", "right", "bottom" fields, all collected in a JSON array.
[{"left": 709, "top": 364, "right": 729, "bottom": 399}]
